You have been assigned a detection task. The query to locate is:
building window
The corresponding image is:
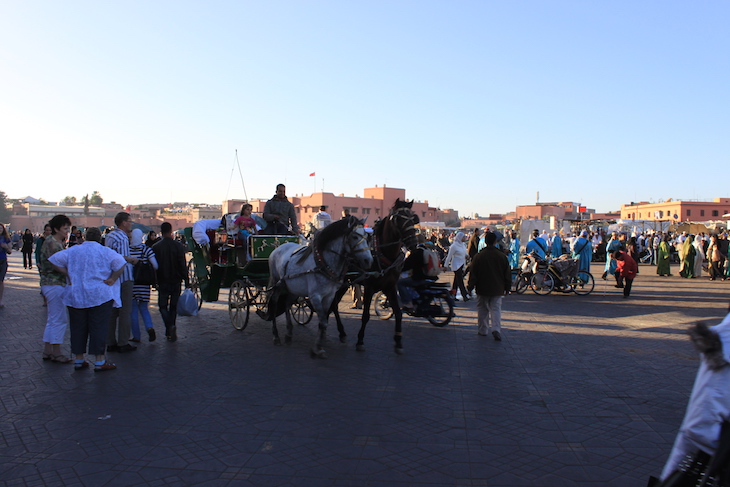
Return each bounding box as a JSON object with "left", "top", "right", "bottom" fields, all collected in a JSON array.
[
  {"left": 362, "top": 208, "right": 370, "bottom": 214},
  {"left": 701, "top": 210, "right": 705, "bottom": 217},
  {"left": 375, "top": 208, "right": 380, "bottom": 215},
  {"left": 713, "top": 210, "right": 719, "bottom": 217},
  {"left": 687, "top": 209, "right": 691, "bottom": 217}
]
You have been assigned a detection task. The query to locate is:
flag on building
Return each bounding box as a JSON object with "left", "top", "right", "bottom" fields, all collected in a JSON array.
[{"left": 309, "top": 172, "right": 316, "bottom": 177}]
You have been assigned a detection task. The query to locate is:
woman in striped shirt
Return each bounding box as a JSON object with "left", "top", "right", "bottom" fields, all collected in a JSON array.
[{"left": 130, "top": 229, "right": 159, "bottom": 342}]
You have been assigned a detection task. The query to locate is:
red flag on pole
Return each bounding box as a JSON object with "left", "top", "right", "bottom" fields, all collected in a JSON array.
[{"left": 309, "top": 172, "right": 316, "bottom": 177}]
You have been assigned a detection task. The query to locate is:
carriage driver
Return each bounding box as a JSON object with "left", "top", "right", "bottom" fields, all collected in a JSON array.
[{"left": 263, "top": 184, "right": 299, "bottom": 235}]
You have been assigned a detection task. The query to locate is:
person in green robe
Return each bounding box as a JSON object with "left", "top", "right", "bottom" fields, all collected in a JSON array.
[
  {"left": 679, "top": 235, "right": 697, "bottom": 278},
  {"left": 656, "top": 236, "right": 672, "bottom": 276}
]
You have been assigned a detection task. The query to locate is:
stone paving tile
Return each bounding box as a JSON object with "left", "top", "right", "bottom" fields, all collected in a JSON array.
[{"left": 1, "top": 254, "right": 729, "bottom": 485}]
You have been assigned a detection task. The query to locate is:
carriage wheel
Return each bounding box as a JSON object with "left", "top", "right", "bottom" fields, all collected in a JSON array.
[
  {"left": 572, "top": 271, "right": 595, "bottom": 296},
  {"left": 187, "top": 260, "right": 203, "bottom": 310},
  {"left": 291, "top": 297, "right": 314, "bottom": 325},
  {"left": 427, "top": 295, "right": 454, "bottom": 327},
  {"left": 530, "top": 271, "right": 555, "bottom": 295},
  {"left": 514, "top": 274, "right": 530, "bottom": 294},
  {"left": 373, "top": 291, "right": 394, "bottom": 320},
  {"left": 229, "top": 280, "right": 250, "bottom": 330}
]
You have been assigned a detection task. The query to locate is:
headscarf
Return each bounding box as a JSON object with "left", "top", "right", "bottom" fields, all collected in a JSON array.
[
  {"left": 131, "top": 228, "right": 144, "bottom": 247},
  {"left": 680, "top": 235, "right": 694, "bottom": 260}
]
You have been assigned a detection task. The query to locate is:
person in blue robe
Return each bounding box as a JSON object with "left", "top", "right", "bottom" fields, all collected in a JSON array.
[
  {"left": 525, "top": 230, "right": 548, "bottom": 260},
  {"left": 550, "top": 232, "right": 563, "bottom": 258},
  {"left": 603, "top": 232, "right": 623, "bottom": 279},
  {"left": 508, "top": 231, "right": 520, "bottom": 269},
  {"left": 571, "top": 230, "right": 593, "bottom": 272}
]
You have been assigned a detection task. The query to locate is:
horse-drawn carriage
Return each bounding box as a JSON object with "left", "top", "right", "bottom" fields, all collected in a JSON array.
[
  {"left": 185, "top": 199, "right": 444, "bottom": 358},
  {"left": 184, "top": 225, "right": 313, "bottom": 330}
]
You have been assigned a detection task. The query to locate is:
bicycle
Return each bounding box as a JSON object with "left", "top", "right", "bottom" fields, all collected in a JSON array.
[{"left": 530, "top": 257, "right": 595, "bottom": 296}]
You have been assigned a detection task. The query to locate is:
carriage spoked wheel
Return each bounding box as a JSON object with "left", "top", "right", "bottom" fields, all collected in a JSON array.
[
  {"left": 229, "top": 280, "right": 251, "bottom": 330},
  {"left": 187, "top": 260, "right": 203, "bottom": 311},
  {"left": 291, "top": 297, "right": 314, "bottom": 325},
  {"left": 571, "top": 271, "right": 595, "bottom": 296},
  {"left": 373, "top": 291, "right": 394, "bottom": 320},
  {"left": 530, "top": 271, "right": 555, "bottom": 295}
]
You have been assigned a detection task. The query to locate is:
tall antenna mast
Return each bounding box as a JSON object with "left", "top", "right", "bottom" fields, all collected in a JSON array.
[{"left": 236, "top": 150, "right": 248, "bottom": 201}]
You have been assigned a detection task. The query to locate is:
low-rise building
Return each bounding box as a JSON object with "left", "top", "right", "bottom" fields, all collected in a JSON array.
[{"left": 620, "top": 198, "right": 730, "bottom": 222}]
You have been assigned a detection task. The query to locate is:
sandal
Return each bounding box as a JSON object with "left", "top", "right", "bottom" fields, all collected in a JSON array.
[
  {"left": 94, "top": 362, "right": 117, "bottom": 371},
  {"left": 42, "top": 353, "right": 52, "bottom": 361},
  {"left": 74, "top": 361, "right": 90, "bottom": 370},
  {"left": 50, "top": 354, "right": 73, "bottom": 364}
]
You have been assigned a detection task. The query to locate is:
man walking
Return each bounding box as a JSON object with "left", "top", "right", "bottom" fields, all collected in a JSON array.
[
  {"left": 106, "top": 212, "right": 138, "bottom": 353},
  {"left": 468, "top": 232, "right": 511, "bottom": 341},
  {"left": 152, "top": 222, "right": 189, "bottom": 341}
]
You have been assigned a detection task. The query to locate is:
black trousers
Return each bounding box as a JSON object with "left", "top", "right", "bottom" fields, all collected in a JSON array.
[
  {"left": 452, "top": 266, "right": 468, "bottom": 298},
  {"left": 158, "top": 282, "right": 181, "bottom": 332}
]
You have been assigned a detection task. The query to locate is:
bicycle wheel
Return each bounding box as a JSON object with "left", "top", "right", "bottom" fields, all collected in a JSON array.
[
  {"left": 572, "top": 271, "right": 595, "bottom": 296},
  {"left": 514, "top": 274, "right": 530, "bottom": 294},
  {"left": 530, "top": 271, "right": 555, "bottom": 295},
  {"left": 229, "top": 280, "right": 250, "bottom": 330},
  {"left": 291, "top": 297, "right": 314, "bottom": 325},
  {"left": 373, "top": 291, "right": 394, "bottom": 320}
]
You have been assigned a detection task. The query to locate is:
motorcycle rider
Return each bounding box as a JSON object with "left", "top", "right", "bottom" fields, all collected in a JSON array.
[{"left": 397, "top": 236, "right": 435, "bottom": 312}]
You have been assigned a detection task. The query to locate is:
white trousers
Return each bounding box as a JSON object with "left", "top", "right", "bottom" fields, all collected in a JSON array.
[
  {"left": 477, "top": 295, "right": 503, "bottom": 335},
  {"left": 42, "top": 285, "right": 68, "bottom": 344}
]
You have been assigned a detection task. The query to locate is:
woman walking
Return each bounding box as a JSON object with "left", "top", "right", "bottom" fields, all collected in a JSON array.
[
  {"left": 657, "top": 235, "right": 672, "bottom": 276},
  {"left": 679, "top": 235, "right": 697, "bottom": 278},
  {"left": 444, "top": 231, "right": 469, "bottom": 301},
  {"left": 38, "top": 215, "right": 72, "bottom": 363},
  {"left": 707, "top": 235, "right": 724, "bottom": 281},
  {"left": 129, "top": 229, "right": 159, "bottom": 342},
  {"left": 21, "top": 229, "right": 34, "bottom": 269},
  {"left": 0, "top": 223, "right": 11, "bottom": 308}
]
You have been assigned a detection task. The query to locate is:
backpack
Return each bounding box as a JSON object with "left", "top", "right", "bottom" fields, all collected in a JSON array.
[{"left": 422, "top": 248, "right": 442, "bottom": 277}]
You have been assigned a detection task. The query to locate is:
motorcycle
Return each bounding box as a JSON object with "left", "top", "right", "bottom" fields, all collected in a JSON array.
[{"left": 372, "top": 280, "right": 456, "bottom": 327}]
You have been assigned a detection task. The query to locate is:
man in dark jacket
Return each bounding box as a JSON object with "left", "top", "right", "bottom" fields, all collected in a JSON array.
[
  {"left": 152, "top": 222, "right": 189, "bottom": 341},
  {"left": 263, "top": 184, "right": 298, "bottom": 235},
  {"left": 468, "top": 232, "right": 511, "bottom": 341}
]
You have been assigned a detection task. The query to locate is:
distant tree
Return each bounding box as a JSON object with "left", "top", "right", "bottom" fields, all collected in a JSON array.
[
  {"left": 90, "top": 191, "right": 103, "bottom": 205},
  {"left": 0, "top": 191, "right": 10, "bottom": 222},
  {"left": 82, "top": 194, "right": 90, "bottom": 216},
  {"left": 62, "top": 196, "right": 77, "bottom": 205}
]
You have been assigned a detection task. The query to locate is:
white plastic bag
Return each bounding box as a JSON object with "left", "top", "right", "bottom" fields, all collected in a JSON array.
[{"left": 177, "top": 288, "right": 199, "bottom": 316}]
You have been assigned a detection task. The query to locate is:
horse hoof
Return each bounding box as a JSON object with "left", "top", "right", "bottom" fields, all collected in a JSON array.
[
  {"left": 285, "top": 335, "right": 292, "bottom": 344},
  {"left": 394, "top": 346, "right": 404, "bottom": 355},
  {"left": 356, "top": 344, "right": 366, "bottom": 352},
  {"left": 339, "top": 336, "right": 347, "bottom": 344},
  {"left": 310, "top": 348, "right": 328, "bottom": 359},
  {"left": 273, "top": 337, "right": 281, "bottom": 346}
]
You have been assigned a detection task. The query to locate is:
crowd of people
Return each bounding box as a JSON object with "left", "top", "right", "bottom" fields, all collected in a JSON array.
[{"left": 2, "top": 212, "right": 189, "bottom": 371}]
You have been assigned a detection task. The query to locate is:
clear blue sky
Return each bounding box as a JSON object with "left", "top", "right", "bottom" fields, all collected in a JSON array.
[{"left": 2, "top": 1, "right": 728, "bottom": 216}]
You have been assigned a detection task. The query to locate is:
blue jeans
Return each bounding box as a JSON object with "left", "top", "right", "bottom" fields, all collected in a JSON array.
[{"left": 131, "top": 299, "right": 154, "bottom": 339}]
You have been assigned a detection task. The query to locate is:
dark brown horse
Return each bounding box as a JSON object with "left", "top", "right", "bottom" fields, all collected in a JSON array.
[{"left": 330, "top": 199, "right": 419, "bottom": 354}]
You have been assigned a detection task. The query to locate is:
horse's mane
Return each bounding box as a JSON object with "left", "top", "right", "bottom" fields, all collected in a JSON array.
[{"left": 295, "top": 217, "right": 360, "bottom": 263}]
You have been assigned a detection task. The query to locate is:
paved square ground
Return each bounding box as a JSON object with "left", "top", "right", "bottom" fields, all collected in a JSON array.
[{"left": 1, "top": 251, "right": 727, "bottom": 486}]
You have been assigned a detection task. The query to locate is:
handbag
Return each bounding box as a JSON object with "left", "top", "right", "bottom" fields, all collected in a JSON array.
[
  {"left": 133, "top": 260, "right": 156, "bottom": 286},
  {"left": 649, "top": 420, "right": 730, "bottom": 487}
]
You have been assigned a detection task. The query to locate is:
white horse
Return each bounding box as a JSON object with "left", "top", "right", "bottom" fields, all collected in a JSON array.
[{"left": 266, "top": 216, "right": 373, "bottom": 358}]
